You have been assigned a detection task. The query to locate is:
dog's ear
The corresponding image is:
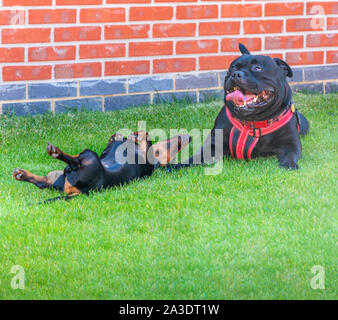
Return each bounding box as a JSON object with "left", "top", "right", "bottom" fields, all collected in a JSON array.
[
  {"left": 151, "top": 134, "right": 190, "bottom": 165},
  {"left": 239, "top": 43, "right": 250, "bottom": 55},
  {"left": 273, "top": 58, "right": 293, "bottom": 78}
]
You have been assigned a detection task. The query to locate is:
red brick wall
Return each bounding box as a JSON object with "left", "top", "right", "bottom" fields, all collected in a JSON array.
[{"left": 0, "top": 0, "right": 337, "bottom": 83}]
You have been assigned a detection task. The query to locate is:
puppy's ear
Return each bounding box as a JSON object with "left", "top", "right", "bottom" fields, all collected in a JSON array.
[
  {"left": 151, "top": 134, "right": 190, "bottom": 165},
  {"left": 239, "top": 43, "right": 250, "bottom": 55},
  {"left": 273, "top": 58, "right": 293, "bottom": 78}
]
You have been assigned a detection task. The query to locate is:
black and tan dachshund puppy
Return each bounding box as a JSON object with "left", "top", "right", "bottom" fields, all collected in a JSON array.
[
  {"left": 170, "top": 43, "right": 309, "bottom": 170},
  {"left": 13, "top": 131, "right": 190, "bottom": 196}
]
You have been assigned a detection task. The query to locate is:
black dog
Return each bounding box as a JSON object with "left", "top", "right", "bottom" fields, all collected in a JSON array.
[
  {"left": 13, "top": 131, "right": 190, "bottom": 196},
  {"left": 171, "top": 43, "right": 309, "bottom": 170}
]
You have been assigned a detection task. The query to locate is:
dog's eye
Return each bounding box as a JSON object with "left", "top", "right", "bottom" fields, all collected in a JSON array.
[{"left": 253, "top": 66, "right": 263, "bottom": 72}]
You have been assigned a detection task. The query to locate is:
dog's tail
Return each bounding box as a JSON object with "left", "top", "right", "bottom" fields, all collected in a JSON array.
[{"left": 297, "top": 112, "right": 310, "bottom": 137}]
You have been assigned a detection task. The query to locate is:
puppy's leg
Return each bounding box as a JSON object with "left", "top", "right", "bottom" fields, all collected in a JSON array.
[
  {"left": 13, "top": 168, "right": 64, "bottom": 190},
  {"left": 277, "top": 139, "right": 302, "bottom": 170},
  {"left": 47, "top": 143, "right": 80, "bottom": 170}
]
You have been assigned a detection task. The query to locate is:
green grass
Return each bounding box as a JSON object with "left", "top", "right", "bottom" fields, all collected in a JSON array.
[{"left": 0, "top": 93, "right": 337, "bottom": 300}]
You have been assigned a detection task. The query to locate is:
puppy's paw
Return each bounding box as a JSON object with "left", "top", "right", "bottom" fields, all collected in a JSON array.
[
  {"left": 279, "top": 161, "right": 299, "bottom": 170},
  {"left": 13, "top": 168, "right": 28, "bottom": 181},
  {"left": 108, "top": 133, "right": 123, "bottom": 144},
  {"left": 47, "top": 143, "right": 61, "bottom": 159}
]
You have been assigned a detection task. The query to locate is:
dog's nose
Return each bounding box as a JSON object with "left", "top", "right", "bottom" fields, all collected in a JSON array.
[{"left": 232, "top": 71, "right": 244, "bottom": 80}]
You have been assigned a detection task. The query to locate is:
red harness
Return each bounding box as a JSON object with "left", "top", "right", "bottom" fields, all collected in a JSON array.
[{"left": 226, "top": 106, "right": 296, "bottom": 160}]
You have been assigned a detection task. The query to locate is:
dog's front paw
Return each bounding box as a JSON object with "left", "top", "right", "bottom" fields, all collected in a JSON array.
[
  {"left": 13, "top": 168, "right": 28, "bottom": 181},
  {"left": 279, "top": 161, "right": 299, "bottom": 170},
  {"left": 47, "top": 143, "right": 61, "bottom": 159}
]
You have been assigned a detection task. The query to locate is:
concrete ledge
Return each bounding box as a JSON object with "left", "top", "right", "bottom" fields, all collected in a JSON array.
[{"left": 1, "top": 65, "right": 337, "bottom": 116}]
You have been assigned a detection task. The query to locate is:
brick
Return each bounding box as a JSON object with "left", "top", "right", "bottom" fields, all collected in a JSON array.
[
  {"left": 105, "top": 61, "right": 150, "bottom": 76},
  {"left": 2, "top": 101, "right": 51, "bottom": 116},
  {"left": 0, "top": 47, "right": 25, "bottom": 63},
  {"left": 288, "top": 67, "right": 303, "bottom": 82},
  {"left": 4, "top": 0, "right": 52, "bottom": 5},
  {"left": 199, "top": 55, "right": 239, "bottom": 71},
  {"left": 176, "top": 72, "right": 218, "bottom": 90},
  {"left": 287, "top": 18, "right": 324, "bottom": 32},
  {"left": 29, "top": 9, "right": 76, "bottom": 24},
  {"left": 291, "top": 83, "right": 323, "bottom": 94},
  {"left": 199, "top": 21, "right": 240, "bottom": 36},
  {"left": 153, "top": 91, "right": 197, "bottom": 105},
  {"left": 0, "top": 84, "right": 26, "bottom": 101},
  {"left": 55, "top": 63, "right": 101, "bottom": 79},
  {"left": 80, "top": 8, "right": 125, "bottom": 23},
  {"left": 177, "top": 5, "right": 218, "bottom": 19},
  {"left": 3, "top": 66, "right": 51, "bottom": 81},
  {"left": 244, "top": 20, "right": 283, "bottom": 34},
  {"left": 79, "top": 44, "right": 125, "bottom": 59},
  {"left": 269, "top": 53, "right": 284, "bottom": 60},
  {"left": 2, "top": 28, "right": 50, "bottom": 44},
  {"left": 129, "top": 76, "right": 173, "bottom": 93},
  {"left": 221, "top": 38, "right": 261, "bottom": 52},
  {"left": 155, "top": 0, "right": 196, "bottom": 2},
  {"left": 0, "top": 10, "right": 25, "bottom": 25},
  {"left": 199, "top": 89, "right": 224, "bottom": 103},
  {"left": 265, "top": 36, "right": 303, "bottom": 50},
  {"left": 129, "top": 41, "right": 173, "bottom": 57},
  {"left": 29, "top": 46, "right": 76, "bottom": 62},
  {"left": 29, "top": 82, "right": 77, "bottom": 99},
  {"left": 325, "top": 82, "right": 338, "bottom": 94},
  {"left": 153, "top": 58, "right": 196, "bottom": 73},
  {"left": 56, "top": 0, "right": 102, "bottom": 4},
  {"left": 327, "top": 51, "right": 338, "bottom": 64},
  {"left": 328, "top": 18, "right": 338, "bottom": 30},
  {"left": 265, "top": 3, "right": 303, "bottom": 16},
  {"left": 153, "top": 23, "right": 196, "bottom": 38},
  {"left": 105, "top": 94, "right": 150, "bottom": 111},
  {"left": 176, "top": 40, "right": 218, "bottom": 54},
  {"left": 55, "top": 98, "right": 102, "bottom": 113},
  {"left": 306, "top": 2, "right": 338, "bottom": 15},
  {"left": 80, "top": 79, "right": 126, "bottom": 96},
  {"left": 108, "top": 0, "right": 150, "bottom": 3},
  {"left": 105, "top": 24, "right": 149, "bottom": 40},
  {"left": 55, "top": 26, "right": 101, "bottom": 42},
  {"left": 130, "top": 7, "right": 173, "bottom": 21},
  {"left": 286, "top": 51, "right": 323, "bottom": 66},
  {"left": 304, "top": 65, "right": 338, "bottom": 81},
  {"left": 307, "top": 33, "right": 338, "bottom": 47},
  {"left": 221, "top": 4, "right": 262, "bottom": 18}
]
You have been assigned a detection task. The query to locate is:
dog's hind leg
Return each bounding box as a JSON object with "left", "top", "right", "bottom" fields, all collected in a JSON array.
[
  {"left": 297, "top": 112, "right": 310, "bottom": 137},
  {"left": 46, "top": 143, "right": 81, "bottom": 170},
  {"left": 13, "top": 168, "right": 65, "bottom": 190}
]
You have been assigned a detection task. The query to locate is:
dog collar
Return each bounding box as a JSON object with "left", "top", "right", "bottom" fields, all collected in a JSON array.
[{"left": 225, "top": 104, "right": 296, "bottom": 160}]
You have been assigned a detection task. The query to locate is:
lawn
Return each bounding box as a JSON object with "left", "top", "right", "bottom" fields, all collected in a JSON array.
[{"left": 0, "top": 93, "right": 337, "bottom": 300}]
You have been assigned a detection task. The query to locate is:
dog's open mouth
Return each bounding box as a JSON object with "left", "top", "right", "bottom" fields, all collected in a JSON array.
[{"left": 226, "top": 87, "right": 274, "bottom": 108}]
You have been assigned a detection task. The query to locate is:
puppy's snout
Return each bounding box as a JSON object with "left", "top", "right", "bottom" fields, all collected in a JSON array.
[{"left": 232, "top": 70, "right": 244, "bottom": 80}]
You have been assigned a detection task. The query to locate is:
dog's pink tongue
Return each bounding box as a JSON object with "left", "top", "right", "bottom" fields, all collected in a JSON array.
[{"left": 226, "top": 90, "right": 244, "bottom": 105}]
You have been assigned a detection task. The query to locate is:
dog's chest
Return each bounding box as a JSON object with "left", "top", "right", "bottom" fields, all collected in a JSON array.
[{"left": 229, "top": 127, "right": 259, "bottom": 160}]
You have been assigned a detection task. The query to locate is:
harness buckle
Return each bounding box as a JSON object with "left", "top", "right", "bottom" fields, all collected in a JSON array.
[{"left": 253, "top": 128, "right": 261, "bottom": 138}]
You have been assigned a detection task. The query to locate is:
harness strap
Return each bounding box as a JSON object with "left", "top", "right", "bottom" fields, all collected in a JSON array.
[{"left": 226, "top": 105, "right": 296, "bottom": 159}]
